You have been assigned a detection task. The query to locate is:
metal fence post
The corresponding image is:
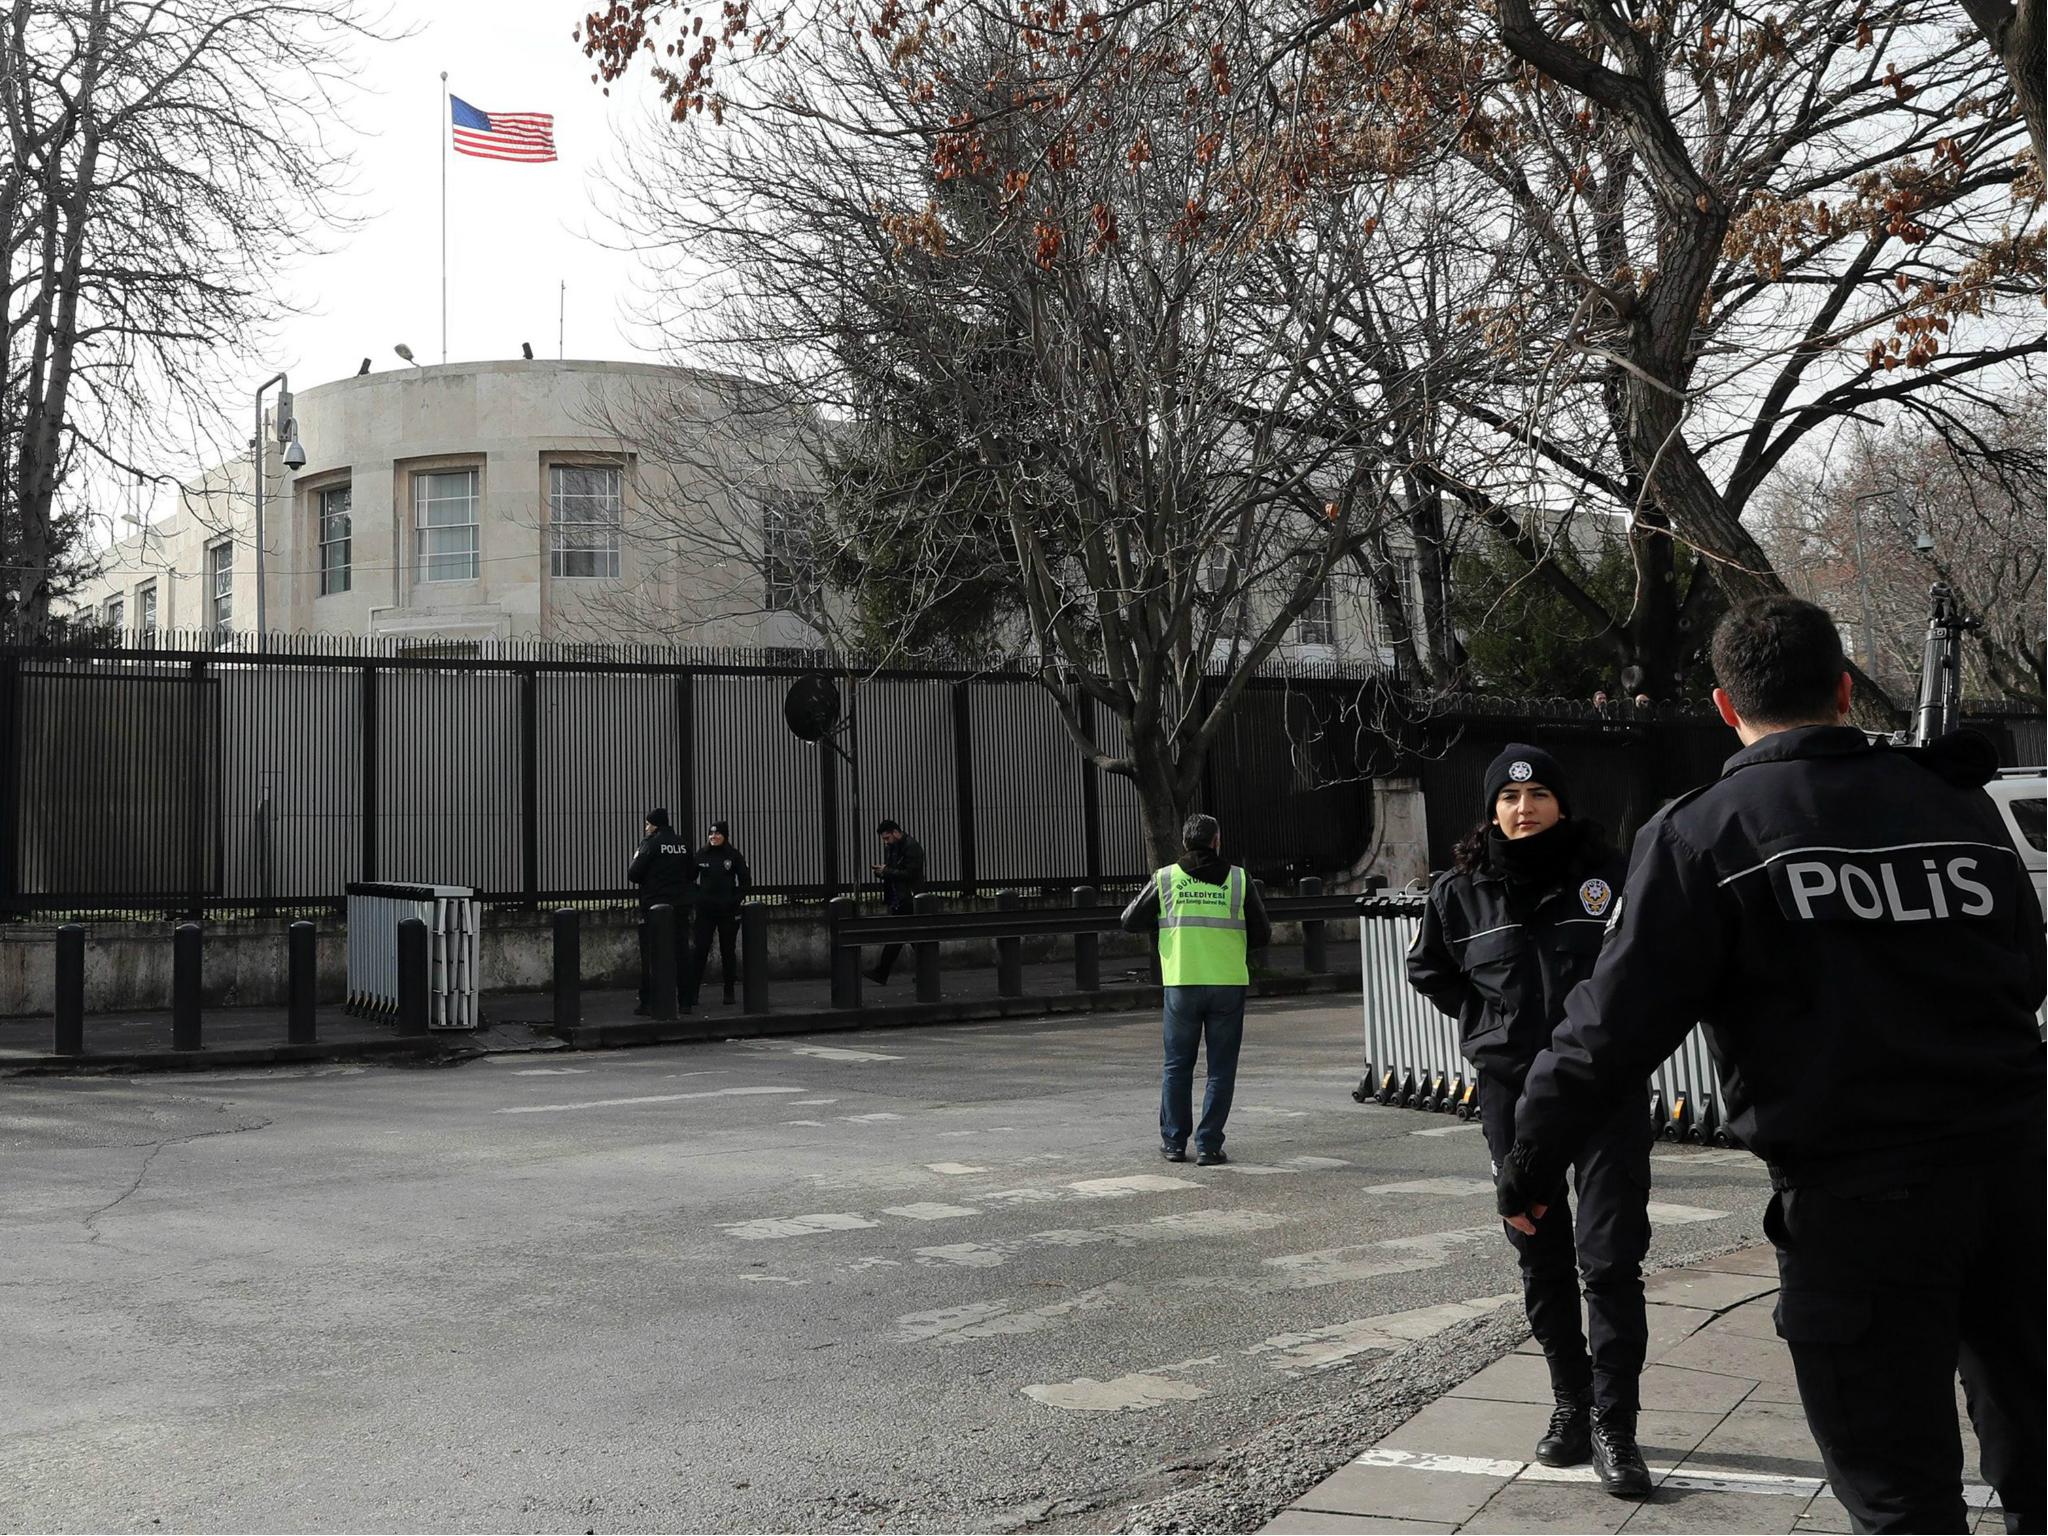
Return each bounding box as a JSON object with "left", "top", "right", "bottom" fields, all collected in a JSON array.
[
  {"left": 952, "top": 682, "right": 977, "bottom": 899},
  {"left": 360, "top": 663, "right": 379, "bottom": 883},
  {"left": 1297, "top": 876, "right": 1328, "bottom": 974},
  {"left": 53, "top": 923, "right": 84, "bottom": 1055},
  {"left": 829, "top": 896, "right": 862, "bottom": 1009},
  {"left": 995, "top": 890, "right": 1023, "bottom": 997},
  {"left": 287, "top": 921, "right": 318, "bottom": 1043},
  {"left": 1072, "top": 886, "right": 1100, "bottom": 992},
  {"left": 172, "top": 922, "right": 203, "bottom": 1051},
  {"left": 518, "top": 667, "right": 540, "bottom": 908},
  {"left": 913, "top": 891, "right": 942, "bottom": 1003},
  {"left": 647, "top": 904, "right": 678, "bottom": 1022},
  {"left": 397, "top": 916, "right": 430, "bottom": 1036},
  {"left": 552, "top": 908, "right": 580, "bottom": 1030},
  {"left": 741, "top": 904, "right": 769, "bottom": 1014}
]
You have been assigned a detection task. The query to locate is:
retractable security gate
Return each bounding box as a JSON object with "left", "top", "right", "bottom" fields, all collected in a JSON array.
[
  {"left": 1353, "top": 894, "right": 1739, "bottom": 1144},
  {"left": 345, "top": 881, "right": 481, "bottom": 1030}
]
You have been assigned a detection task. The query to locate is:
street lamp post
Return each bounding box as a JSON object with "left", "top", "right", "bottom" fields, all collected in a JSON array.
[{"left": 252, "top": 372, "right": 305, "bottom": 650}]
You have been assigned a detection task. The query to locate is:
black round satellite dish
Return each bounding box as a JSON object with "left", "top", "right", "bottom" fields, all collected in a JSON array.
[{"left": 783, "top": 674, "right": 841, "bottom": 742}]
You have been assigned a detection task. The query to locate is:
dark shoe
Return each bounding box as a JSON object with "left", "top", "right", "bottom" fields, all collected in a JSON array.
[
  {"left": 1195, "top": 1149, "right": 1229, "bottom": 1166},
  {"left": 1534, "top": 1391, "right": 1592, "bottom": 1467},
  {"left": 1590, "top": 1410, "right": 1652, "bottom": 1498},
  {"left": 1161, "top": 1145, "right": 1188, "bottom": 1163}
]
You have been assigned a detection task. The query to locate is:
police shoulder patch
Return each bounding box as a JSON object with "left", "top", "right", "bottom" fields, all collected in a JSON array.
[{"left": 1578, "top": 877, "right": 1613, "bottom": 917}]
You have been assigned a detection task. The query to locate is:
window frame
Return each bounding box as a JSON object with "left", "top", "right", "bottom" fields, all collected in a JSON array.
[
  {"left": 548, "top": 463, "right": 623, "bottom": 580},
  {"left": 135, "top": 581, "right": 157, "bottom": 638},
  {"left": 413, "top": 467, "right": 481, "bottom": 584},
  {"left": 318, "top": 482, "right": 353, "bottom": 597},
  {"left": 761, "top": 492, "right": 815, "bottom": 615},
  {"left": 1292, "top": 583, "right": 1336, "bottom": 648},
  {"left": 205, "top": 538, "right": 234, "bottom": 637}
]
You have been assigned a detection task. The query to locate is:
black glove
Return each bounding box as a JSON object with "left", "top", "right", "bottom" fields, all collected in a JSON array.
[{"left": 1495, "top": 1140, "right": 1563, "bottom": 1222}]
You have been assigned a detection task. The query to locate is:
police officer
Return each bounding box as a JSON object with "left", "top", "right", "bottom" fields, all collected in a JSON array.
[
  {"left": 1407, "top": 745, "right": 1649, "bottom": 1495},
  {"left": 686, "top": 819, "right": 750, "bottom": 1007},
  {"left": 1497, "top": 596, "right": 2046, "bottom": 1534},
  {"left": 628, "top": 807, "right": 695, "bottom": 1016},
  {"left": 1119, "top": 812, "right": 1271, "bottom": 1166}
]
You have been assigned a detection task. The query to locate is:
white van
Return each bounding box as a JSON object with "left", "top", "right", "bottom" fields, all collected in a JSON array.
[{"left": 1989, "top": 769, "right": 2047, "bottom": 909}]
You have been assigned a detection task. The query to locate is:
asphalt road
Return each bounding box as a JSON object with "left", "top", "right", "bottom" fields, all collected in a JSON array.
[{"left": 0, "top": 1000, "right": 1772, "bottom": 1534}]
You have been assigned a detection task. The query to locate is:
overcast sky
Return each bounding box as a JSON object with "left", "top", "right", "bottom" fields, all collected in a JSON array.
[{"left": 276, "top": 0, "right": 658, "bottom": 392}]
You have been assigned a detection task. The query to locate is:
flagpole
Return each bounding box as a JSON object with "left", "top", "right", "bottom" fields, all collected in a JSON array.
[{"left": 440, "top": 71, "right": 449, "bottom": 365}]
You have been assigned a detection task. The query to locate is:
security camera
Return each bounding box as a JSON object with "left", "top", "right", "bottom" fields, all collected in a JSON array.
[{"left": 283, "top": 439, "right": 307, "bottom": 471}]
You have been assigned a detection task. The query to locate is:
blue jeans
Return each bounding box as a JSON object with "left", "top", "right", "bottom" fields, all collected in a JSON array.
[{"left": 1160, "top": 986, "right": 1246, "bottom": 1153}]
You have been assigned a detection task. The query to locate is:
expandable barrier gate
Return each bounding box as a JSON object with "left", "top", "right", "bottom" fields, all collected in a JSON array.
[
  {"left": 1354, "top": 893, "right": 1740, "bottom": 1145},
  {"left": 344, "top": 882, "right": 481, "bottom": 1030}
]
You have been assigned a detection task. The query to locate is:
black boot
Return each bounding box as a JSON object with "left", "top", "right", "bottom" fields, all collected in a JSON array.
[
  {"left": 1590, "top": 1408, "right": 1652, "bottom": 1498},
  {"left": 1534, "top": 1389, "right": 1592, "bottom": 1467}
]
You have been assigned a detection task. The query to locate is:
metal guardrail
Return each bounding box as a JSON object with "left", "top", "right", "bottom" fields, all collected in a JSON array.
[
  {"left": 1353, "top": 892, "right": 1739, "bottom": 1145},
  {"left": 345, "top": 881, "right": 480, "bottom": 1030}
]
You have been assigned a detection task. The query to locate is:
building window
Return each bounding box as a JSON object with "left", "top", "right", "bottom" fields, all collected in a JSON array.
[
  {"left": 319, "top": 484, "right": 352, "bottom": 596},
  {"left": 762, "top": 493, "right": 814, "bottom": 614},
  {"left": 1293, "top": 584, "right": 1335, "bottom": 647},
  {"left": 136, "top": 582, "right": 157, "bottom": 639},
  {"left": 205, "top": 539, "right": 234, "bottom": 637},
  {"left": 414, "top": 469, "right": 480, "bottom": 583},
  {"left": 103, "top": 595, "right": 124, "bottom": 633},
  {"left": 549, "top": 465, "right": 622, "bottom": 579}
]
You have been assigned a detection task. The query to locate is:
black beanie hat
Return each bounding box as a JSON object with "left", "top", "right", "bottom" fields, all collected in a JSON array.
[
  {"left": 646, "top": 806, "right": 669, "bottom": 827},
  {"left": 709, "top": 819, "right": 730, "bottom": 837},
  {"left": 1482, "top": 744, "right": 1570, "bottom": 818}
]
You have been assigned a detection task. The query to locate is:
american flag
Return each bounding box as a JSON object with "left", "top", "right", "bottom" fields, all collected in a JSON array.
[{"left": 449, "top": 96, "right": 556, "bottom": 163}]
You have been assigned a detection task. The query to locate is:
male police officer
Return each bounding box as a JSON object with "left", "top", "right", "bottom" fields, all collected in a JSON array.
[
  {"left": 1497, "top": 596, "right": 2046, "bottom": 1534},
  {"left": 628, "top": 807, "right": 696, "bottom": 1015},
  {"left": 1120, "top": 813, "right": 1271, "bottom": 1165},
  {"left": 686, "top": 820, "right": 750, "bottom": 1007}
]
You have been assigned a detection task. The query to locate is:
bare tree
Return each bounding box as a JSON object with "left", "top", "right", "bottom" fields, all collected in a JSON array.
[{"left": 1, "top": 0, "right": 390, "bottom": 636}]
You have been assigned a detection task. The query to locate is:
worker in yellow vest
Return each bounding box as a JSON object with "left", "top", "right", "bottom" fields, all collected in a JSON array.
[{"left": 1120, "top": 812, "right": 1272, "bottom": 1165}]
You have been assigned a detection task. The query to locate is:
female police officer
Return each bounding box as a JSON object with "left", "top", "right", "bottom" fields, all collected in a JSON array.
[{"left": 1405, "top": 745, "right": 1652, "bottom": 1497}]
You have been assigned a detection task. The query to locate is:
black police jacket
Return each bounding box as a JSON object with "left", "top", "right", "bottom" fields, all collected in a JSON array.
[
  {"left": 879, "top": 836, "right": 925, "bottom": 915},
  {"left": 1517, "top": 727, "right": 2047, "bottom": 1186},
  {"left": 693, "top": 843, "right": 751, "bottom": 906},
  {"left": 1407, "top": 821, "right": 1627, "bottom": 1081},
  {"left": 629, "top": 827, "right": 697, "bottom": 905}
]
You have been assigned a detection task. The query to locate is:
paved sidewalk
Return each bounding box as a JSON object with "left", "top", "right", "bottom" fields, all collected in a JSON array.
[{"left": 1262, "top": 1245, "right": 2004, "bottom": 1534}]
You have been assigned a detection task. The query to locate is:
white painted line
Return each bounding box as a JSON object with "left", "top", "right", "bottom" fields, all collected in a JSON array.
[
  {"left": 497, "top": 1086, "right": 806, "bottom": 1115},
  {"left": 791, "top": 1098, "right": 840, "bottom": 1106},
  {"left": 1410, "top": 1122, "right": 1482, "bottom": 1137},
  {"left": 754, "top": 1043, "right": 902, "bottom": 1062},
  {"left": 843, "top": 1257, "right": 901, "bottom": 1271},
  {"left": 511, "top": 1067, "right": 588, "bottom": 1075},
  {"left": 1654, "top": 1148, "right": 1758, "bottom": 1167},
  {"left": 895, "top": 1283, "right": 1128, "bottom": 1343},
  {"left": 1066, "top": 1175, "right": 1196, "bottom": 1197},
  {"left": 1022, "top": 1357, "right": 1218, "bottom": 1412},
  {"left": 1263, "top": 1225, "right": 1499, "bottom": 1289},
  {"left": 1353, "top": 1447, "right": 1525, "bottom": 1479},
  {"left": 737, "top": 1274, "right": 813, "bottom": 1287},
  {"left": 723, "top": 1212, "right": 880, "bottom": 1240},
  {"left": 1236, "top": 1105, "right": 1309, "bottom": 1118},
  {"left": 1285, "top": 1155, "right": 1353, "bottom": 1170},
  {"left": 1645, "top": 1202, "right": 1730, "bottom": 1224},
  {"left": 782, "top": 1119, "right": 827, "bottom": 1127},
  {"left": 840, "top": 1112, "right": 906, "bottom": 1123},
  {"left": 911, "top": 1208, "right": 1294, "bottom": 1271},
  {"left": 1248, "top": 1294, "right": 1518, "bottom": 1373},
  {"left": 880, "top": 1202, "right": 981, "bottom": 1222},
  {"left": 1360, "top": 1176, "right": 1497, "bottom": 1197},
  {"left": 925, "top": 1162, "right": 990, "bottom": 1175}
]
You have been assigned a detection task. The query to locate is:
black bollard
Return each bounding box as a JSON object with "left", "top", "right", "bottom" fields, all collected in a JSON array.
[
  {"left": 1297, "top": 876, "right": 1328, "bottom": 974},
  {"left": 287, "top": 921, "right": 318, "bottom": 1044},
  {"left": 53, "top": 923, "right": 85, "bottom": 1056},
  {"left": 397, "top": 916, "right": 430, "bottom": 1036},
  {"left": 552, "top": 908, "right": 580, "bottom": 1031},
  {"left": 172, "top": 922, "right": 203, "bottom": 1051},
  {"left": 995, "top": 890, "right": 1023, "bottom": 998},
  {"left": 1072, "top": 887, "right": 1100, "bottom": 992},
  {"left": 647, "top": 903, "right": 678, "bottom": 1022},
  {"left": 913, "top": 892, "right": 942, "bottom": 1004},
  {"left": 828, "top": 896, "right": 862, "bottom": 1009},
  {"left": 741, "top": 904, "right": 769, "bottom": 1014}
]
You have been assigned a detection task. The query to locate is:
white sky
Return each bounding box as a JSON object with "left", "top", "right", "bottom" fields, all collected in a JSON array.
[{"left": 275, "top": 0, "right": 658, "bottom": 393}]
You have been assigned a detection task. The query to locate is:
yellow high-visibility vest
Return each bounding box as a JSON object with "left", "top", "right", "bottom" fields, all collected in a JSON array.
[{"left": 1155, "top": 864, "right": 1250, "bottom": 986}]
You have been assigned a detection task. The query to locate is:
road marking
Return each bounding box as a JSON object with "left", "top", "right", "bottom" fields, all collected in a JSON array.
[
  {"left": 1218, "top": 1154, "right": 1354, "bottom": 1176},
  {"left": 840, "top": 1112, "right": 907, "bottom": 1123},
  {"left": 925, "top": 1162, "right": 990, "bottom": 1175},
  {"left": 911, "top": 1208, "right": 1294, "bottom": 1270},
  {"left": 738, "top": 1274, "right": 812, "bottom": 1287},
  {"left": 844, "top": 1257, "right": 901, "bottom": 1271},
  {"left": 724, "top": 1212, "right": 880, "bottom": 1240},
  {"left": 1410, "top": 1122, "right": 1482, "bottom": 1137},
  {"left": 895, "top": 1283, "right": 1128, "bottom": 1343},
  {"left": 1645, "top": 1202, "right": 1730, "bottom": 1224},
  {"left": 1022, "top": 1357, "right": 1217, "bottom": 1412},
  {"left": 1066, "top": 1174, "right": 1195, "bottom": 1197},
  {"left": 749, "top": 1043, "right": 902, "bottom": 1062},
  {"left": 511, "top": 1067, "right": 588, "bottom": 1076},
  {"left": 782, "top": 1119, "right": 827, "bottom": 1127},
  {"left": 791, "top": 1098, "right": 840, "bottom": 1106},
  {"left": 1247, "top": 1294, "right": 1517, "bottom": 1373},
  {"left": 1263, "top": 1225, "right": 1500, "bottom": 1289},
  {"left": 881, "top": 1202, "right": 980, "bottom": 1221},
  {"left": 1359, "top": 1176, "right": 1497, "bottom": 1197},
  {"left": 1236, "top": 1105, "right": 1309, "bottom": 1118},
  {"left": 496, "top": 1086, "right": 806, "bottom": 1115},
  {"left": 1654, "top": 1148, "right": 1757, "bottom": 1167}
]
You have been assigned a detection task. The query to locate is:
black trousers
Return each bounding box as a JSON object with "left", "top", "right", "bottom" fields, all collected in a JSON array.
[
  {"left": 637, "top": 902, "right": 689, "bottom": 1011},
  {"left": 686, "top": 904, "right": 741, "bottom": 1003},
  {"left": 1766, "top": 1148, "right": 2045, "bottom": 1534},
  {"left": 1479, "top": 1070, "right": 1653, "bottom": 1414},
  {"left": 871, "top": 943, "right": 904, "bottom": 981}
]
